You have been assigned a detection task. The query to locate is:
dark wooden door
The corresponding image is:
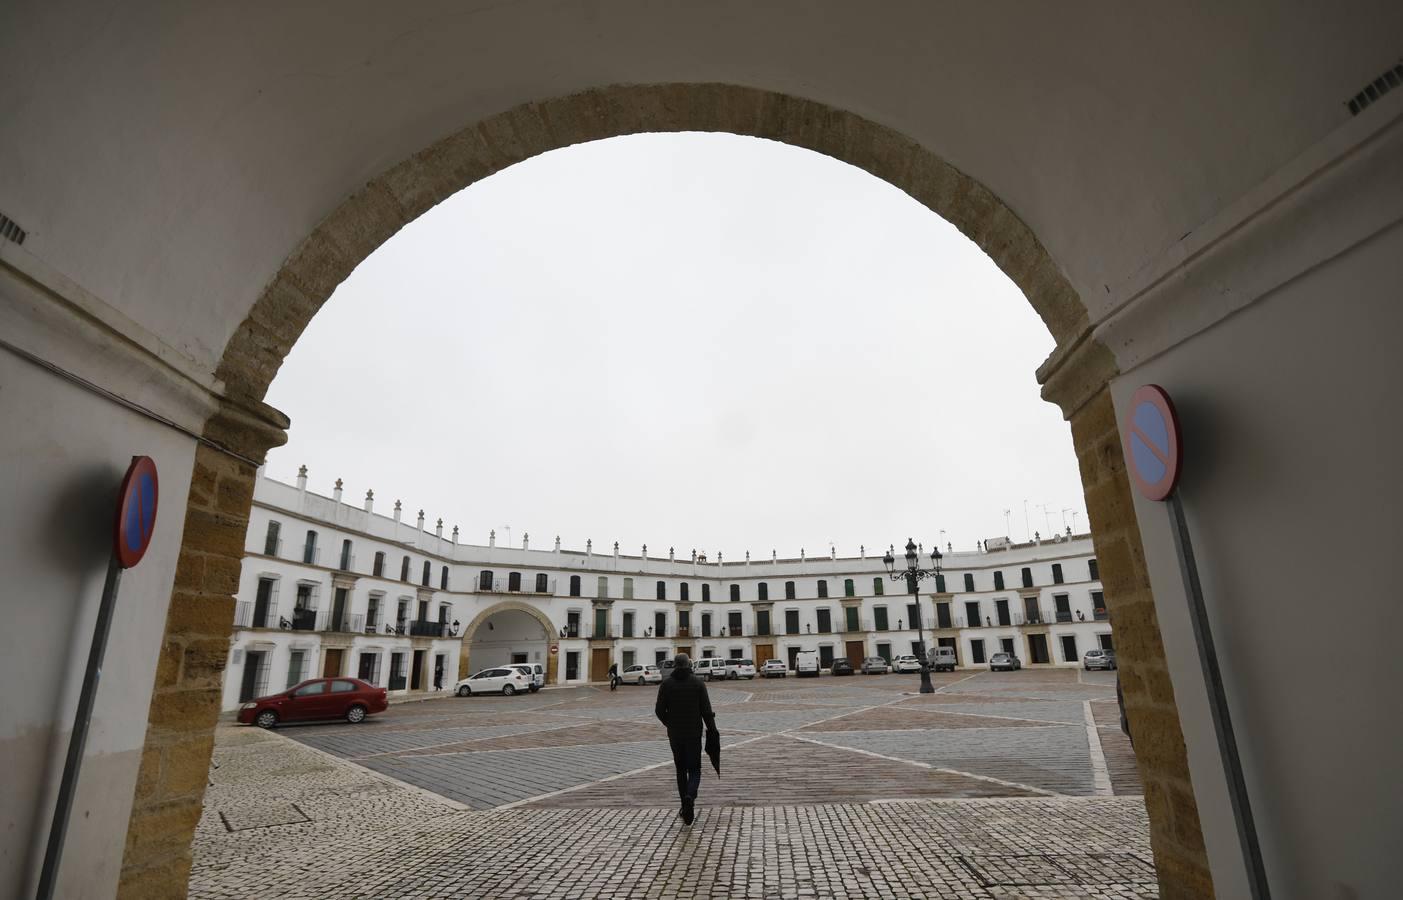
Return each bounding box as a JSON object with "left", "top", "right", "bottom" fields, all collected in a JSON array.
[
  {"left": 591, "top": 648, "right": 610, "bottom": 682},
  {"left": 845, "top": 641, "right": 864, "bottom": 667},
  {"left": 321, "top": 648, "right": 343, "bottom": 678}
]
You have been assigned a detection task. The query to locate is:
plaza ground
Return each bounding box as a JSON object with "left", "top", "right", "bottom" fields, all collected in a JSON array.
[{"left": 192, "top": 669, "right": 1155, "bottom": 898}]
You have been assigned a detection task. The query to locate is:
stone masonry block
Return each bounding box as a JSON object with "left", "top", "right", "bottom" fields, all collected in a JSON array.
[
  {"left": 181, "top": 638, "right": 232, "bottom": 685},
  {"left": 146, "top": 687, "right": 222, "bottom": 733},
  {"left": 181, "top": 507, "right": 252, "bottom": 560},
  {"left": 116, "top": 854, "right": 194, "bottom": 900},
  {"left": 153, "top": 640, "right": 182, "bottom": 690},
  {"left": 122, "top": 797, "right": 203, "bottom": 857},
  {"left": 159, "top": 733, "right": 217, "bottom": 799}
]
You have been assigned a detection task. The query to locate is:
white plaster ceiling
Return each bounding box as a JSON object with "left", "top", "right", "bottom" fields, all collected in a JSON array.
[{"left": 2, "top": 0, "right": 1398, "bottom": 370}]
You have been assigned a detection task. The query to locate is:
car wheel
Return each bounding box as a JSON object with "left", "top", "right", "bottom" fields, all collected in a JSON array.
[
  {"left": 254, "top": 709, "right": 277, "bottom": 729},
  {"left": 345, "top": 704, "right": 367, "bottom": 724},
  {"left": 457, "top": 685, "right": 471, "bottom": 697},
  {"left": 502, "top": 684, "right": 516, "bottom": 696}
]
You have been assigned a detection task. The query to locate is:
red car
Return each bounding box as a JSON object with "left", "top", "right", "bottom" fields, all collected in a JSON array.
[{"left": 237, "top": 677, "right": 388, "bottom": 728}]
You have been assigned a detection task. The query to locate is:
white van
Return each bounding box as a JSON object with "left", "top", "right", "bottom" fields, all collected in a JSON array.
[
  {"left": 795, "top": 650, "right": 820, "bottom": 678},
  {"left": 694, "top": 657, "right": 725, "bottom": 681},
  {"left": 930, "top": 647, "right": 958, "bottom": 672}
]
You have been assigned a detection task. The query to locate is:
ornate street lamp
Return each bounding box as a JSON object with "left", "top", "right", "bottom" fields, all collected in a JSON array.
[{"left": 883, "top": 537, "right": 943, "bottom": 694}]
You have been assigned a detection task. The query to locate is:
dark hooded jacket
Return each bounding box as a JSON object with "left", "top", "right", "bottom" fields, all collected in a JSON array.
[{"left": 655, "top": 665, "right": 716, "bottom": 739}]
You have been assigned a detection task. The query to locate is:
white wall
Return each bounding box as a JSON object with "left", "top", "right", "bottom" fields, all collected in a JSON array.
[
  {"left": 1105, "top": 108, "right": 1403, "bottom": 900},
  {"left": 0, "top": 348, "right": 196, "bottom": 898}
]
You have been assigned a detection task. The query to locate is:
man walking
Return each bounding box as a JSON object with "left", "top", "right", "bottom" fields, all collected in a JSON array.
[{"left": 654, "top": 653, "right": 715, "bottom": 825}]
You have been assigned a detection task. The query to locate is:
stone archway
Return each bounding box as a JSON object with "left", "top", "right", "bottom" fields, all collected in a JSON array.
[
  {"left": 120, "top": 83, "right": 1206, "bottom": 899},
  {"left": 458, "top": 601, "right": 557, "bottom": 684}
]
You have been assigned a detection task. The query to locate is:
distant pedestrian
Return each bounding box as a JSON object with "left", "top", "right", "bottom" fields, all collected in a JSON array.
[
  {"left": 609, "top": 662, "right": 619, "bottom": 691},
  {"left": 433, "top": 665, "right": 443, "bottom": 692},
  {"left": 654, "top": 653, "right": 715, "bottom": 825}
]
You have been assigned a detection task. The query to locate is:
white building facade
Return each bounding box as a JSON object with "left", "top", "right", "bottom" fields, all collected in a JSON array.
[{"left": 222, "top": 470, "right": 1112, "bottom": 710}]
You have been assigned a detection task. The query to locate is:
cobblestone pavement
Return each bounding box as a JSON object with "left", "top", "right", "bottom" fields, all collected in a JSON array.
[{"left": 193, "top": 670, "right": 1156, "bottom": 898}]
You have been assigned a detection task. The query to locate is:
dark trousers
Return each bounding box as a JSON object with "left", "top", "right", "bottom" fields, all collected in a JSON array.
[{"left": 668, "top": 732, "right": 702, "bottom": 802}]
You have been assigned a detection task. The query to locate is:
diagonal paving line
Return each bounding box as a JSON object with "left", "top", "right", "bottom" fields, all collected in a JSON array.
[
  {"left": 1084, "top": 700, "right": 1114, "bottom": 796},
  {"left": 779, "top": 731, "right": 1062, "bottom": 798}
]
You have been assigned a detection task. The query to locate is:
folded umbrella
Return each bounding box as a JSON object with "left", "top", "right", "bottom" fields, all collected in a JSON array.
[{"left": 705, "top": 723, "right": 721, "bottom": 776}]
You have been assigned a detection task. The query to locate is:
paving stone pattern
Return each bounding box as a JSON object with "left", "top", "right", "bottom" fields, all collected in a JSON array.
[{"left": 193, "top": 671, "right": 1154, "bottom": 898}]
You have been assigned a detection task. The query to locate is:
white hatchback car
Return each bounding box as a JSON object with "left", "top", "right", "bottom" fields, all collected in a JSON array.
[
  {"left": 761, "top": 659, "right": 789, "bottom": 678},
  {"left": 621, "top": 664, "right": 662, "bottom": 684},
  {"left": 893, "top": 655, "right": 923, "bottom": 673},
  {"left": 724, "top": 658, "right": 757, "bottom": 680},
  {"left": 455, "top": 667, "right": 531, "bottom": 696}
]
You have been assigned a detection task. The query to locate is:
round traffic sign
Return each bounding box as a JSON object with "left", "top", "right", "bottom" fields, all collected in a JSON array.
[
  {"left": 114, "top": 456, "right": 159, "bottom": 568},
  {"left": 1124, "top": 385, "right": 1182, "bottom": 501},
  {"left": 549, "top": 645, "right": 559, "bottom": 656}
]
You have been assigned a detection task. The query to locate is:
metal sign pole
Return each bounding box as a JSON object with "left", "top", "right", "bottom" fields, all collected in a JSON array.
[
  {"left": 36, "top": 556, "right": 124, "bottom": 900},
  {"left": 1167, "top": 492, "right": 1270, "bottom": 900}
]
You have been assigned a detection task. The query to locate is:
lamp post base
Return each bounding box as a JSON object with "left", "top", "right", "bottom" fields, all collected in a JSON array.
[{"left": 918, "top": 663, "right": 935, "bottom": 694}]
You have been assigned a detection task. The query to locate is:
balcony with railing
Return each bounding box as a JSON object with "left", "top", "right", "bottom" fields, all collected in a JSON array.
[
  {"left": 408, "top": 619, "right": 451, "bottom": 638},
  {"left": 290, "top": 607, "right": 322, "bottom": 631},
  {"left": 233, "top": 601, "right": 281, "bottom": 630},
  {"left": 590, "top": 628, "right": 616, "bottom": 640},
  {"left": 1093, "top": 606, "right": 1110, "bottom": 621},
  {"left": 325, "top": 612, "right": 365, "bottom": 634}
]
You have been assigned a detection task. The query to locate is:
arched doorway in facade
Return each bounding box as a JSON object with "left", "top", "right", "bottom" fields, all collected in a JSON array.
[
  {"left": 459, "top": 603, "right": 555, "bottom": 684},
  {"left": 126, "top": 83, "right": 1196, "bottom": 897}
]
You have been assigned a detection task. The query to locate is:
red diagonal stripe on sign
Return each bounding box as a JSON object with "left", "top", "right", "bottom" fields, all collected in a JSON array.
[{"left": 1129, "top": 422, "right": 1171, "bottom": 466}]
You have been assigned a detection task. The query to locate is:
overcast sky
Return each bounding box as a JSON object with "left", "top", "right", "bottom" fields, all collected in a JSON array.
[{"left": 264, "top": 133, "right": 1087, "bottom": 558}]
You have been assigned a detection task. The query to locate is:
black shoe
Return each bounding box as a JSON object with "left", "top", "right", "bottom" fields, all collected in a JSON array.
[{"left": 681, "top": 797, "right": 694, "bottom": 825}]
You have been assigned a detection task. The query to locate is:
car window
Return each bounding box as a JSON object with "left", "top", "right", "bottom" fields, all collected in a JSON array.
[
  {"left": 293, "top": 681, "right": 327, "bottom": 697},
  {"left": 472, "top": 671, "right": 493, "bottom": 679},
  {"left": 329, "top": 680, "right": 357, "bottom": 693}
]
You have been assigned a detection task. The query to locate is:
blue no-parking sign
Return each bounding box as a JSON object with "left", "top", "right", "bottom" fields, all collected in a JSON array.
[
  {"left": 114, "top": 455, "right": 159, "bottom": 568},
  {"left": 1124, "top": 385, "right": 1182, "bottom": 501}
]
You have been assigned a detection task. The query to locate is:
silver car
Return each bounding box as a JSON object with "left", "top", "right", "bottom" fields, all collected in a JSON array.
[
  {"left": 989, "top": 651, "right": 1022, "bottom": 672},
  {"left": 1083, "top": 648, "right": 1117, "bottom": 671},
  {"left": 860, "top": 657, "right": 891, "bottom": 675}
]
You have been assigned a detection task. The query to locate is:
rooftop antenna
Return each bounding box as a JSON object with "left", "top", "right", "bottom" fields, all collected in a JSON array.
[
  {"left": 1023, "top": 500, "right": 1031, "bottom": 543},
  {"left": 1003, "top": 509, "right": 1011, "bottom": 539},
  {"left": 1061, "top": 508, "right": 1075, "bottom": 532}
]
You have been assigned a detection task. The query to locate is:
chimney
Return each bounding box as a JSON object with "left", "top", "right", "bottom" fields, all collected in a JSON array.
[
  {"left": 436, "top": 518, "right": 443, "bottom": 539},
  {"left": 332, "top": 478, "right": 343, "bottom": 503},
  {"left": 296, "top": 465, "right": 308, "bottom": 492},
  {"left": 860, "top": 545, "right": 866, "bottom": 559},
  {"left": 522, "top": 532, "right": 529, "bottom": 551},
  {"left": 745, "top": 551, "right": 750, "bottom": 566},
  {"left": 613, "top": 541, "right": 620, "bottom": 560},
  {"left": 452, "top": 525, "right": 459, "bottom": 544},
  {"left": 489, "top": 529, "right": 496, "bottom": 548},
  {"left": 586, "top": 539, "right": 592, "bottom": 558},
  {"left": 641, "top": 544, "right": 648, "bottom": 561},
  {"left": 830, "top": 544, "right": 836, "bottom": 560},
  {"left": 393, "top": 500, "right": 402, "bottom": 523},
  {"left": 364, "top": 489, "right": 374, "bottom": 514},
  {"left": 416, "top": 509, "right": 425, "bottom": 531},
  {"left": 554, "top": 535, "right": 561, "bottom": 553},
  {"left": 669, "top": 546, "right": 675, "bottom": 562}
]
